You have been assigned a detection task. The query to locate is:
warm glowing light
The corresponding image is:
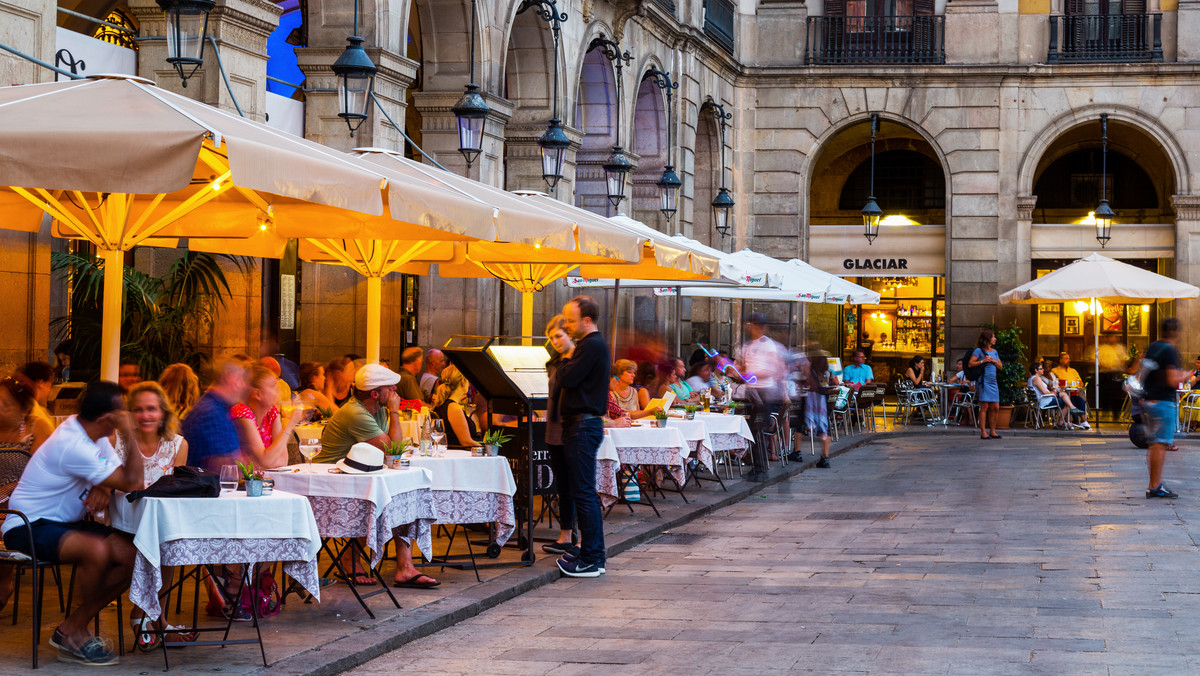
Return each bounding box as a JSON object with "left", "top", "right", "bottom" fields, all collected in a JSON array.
[
  {"left": 1142, "top": 304, "right": 1150, "bottom": 312},
  {"left": 879, "top": 214, "right": 918, "bottom": 226},
  {"left": 259, "top": 223, "right": 268, "bottom": 231},
  {"left": 1074, "top": 301, "right": 1089, "bottom": 314},
  {"left": 1077, "top": 211, "right": 1097, "bottom": 225},
  {"left": 210, "top": 179, "right": 222, "bottom": 191}
]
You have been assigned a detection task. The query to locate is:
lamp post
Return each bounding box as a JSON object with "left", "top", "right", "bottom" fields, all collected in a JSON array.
[
  {"left": 156, "top": 0, "right": 216, "bottom": 87},
  {"left": 861, "top": 113, "right": 882, "bottom": 244},
  {"left": 702, "top": 96, "right": 734, "bottom": 237},
  {"left": 646, "top": 67, "right": 681, "bottom": 221},
  {"left": 451, "top": 0, "right": 490, "bottom": 170},
  {"left": 518, "top": 0, "right": 570, "bottom": 192},
  {"left": 1094, "top": 113, "right": 1114, "bottom": 248},
  {"left": 592, "top": 34, "right": 634, "bottom": 211},
  {"left": 331, "top": 0, "right": 376, "bottom": 136}
]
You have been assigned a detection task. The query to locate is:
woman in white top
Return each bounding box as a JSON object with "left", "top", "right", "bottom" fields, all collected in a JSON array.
[{"left": 1027, "top": 363, "right": 1080, "bottom": 428}]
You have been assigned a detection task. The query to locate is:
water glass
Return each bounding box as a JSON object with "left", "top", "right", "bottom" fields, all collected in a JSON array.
[
  {"left": 299, "top": 440, "right": 321, "bottom": 465},
  {"left": 430, "top": 419, "right": 446, "bottom": 456},
  {"left": 219, "top": 465, "right": 238, "bottom": 494}
]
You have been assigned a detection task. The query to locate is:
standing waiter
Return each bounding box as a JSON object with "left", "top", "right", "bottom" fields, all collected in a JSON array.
[{"left": 554, "top": 296, "right": 610, "bottom": 578}]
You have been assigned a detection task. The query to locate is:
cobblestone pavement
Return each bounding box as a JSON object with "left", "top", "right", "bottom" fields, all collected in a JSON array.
[{"left": 348, "top": 433, "right": 1200, "bottom": 675}]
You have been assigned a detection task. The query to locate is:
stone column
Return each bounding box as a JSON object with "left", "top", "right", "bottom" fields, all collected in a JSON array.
[
  {"left": 410, "top": 90, "right": 513, "bottom": 188},
  {"left": 295, "top": 46, "right": 417, "bottom": 153},
  {"left": 130, "top": 0, "right": 281, "bottom": 121},
  {"left": 1014, "top": 195, "right": 1038, "bottom": 287},
  {"left": 0, "top": 0, "right": 54, "bottom": 84},
  {"left": 1172, "top": 194, "right": 1200, "bottom": 357},
  {"left": 1178, "top": 0, "right": 1200, "bottom": 61}
]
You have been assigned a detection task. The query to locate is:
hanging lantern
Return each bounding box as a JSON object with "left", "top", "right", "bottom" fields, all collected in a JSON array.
[
  {"left": 157, "top": 0, "right": 216, "bottom": 87},
  {"left": 1094, "top": 199, "right": 1114, "bottom": 248},
  {"left": 712, "top": 187, "right": 735, "bottom": 237},
  {"left": 657, "top": 165, "right": 682, "bottom": 219},
  {"left": 331, "top": 35, "right": 377, "bottom": 136},
  {"left": 451, "top": 84, "right": 489, "bottom": 169},
  {"left": 861, "top": 197, "right": 883, "bottom": 244},
  {"left": 603, "top": 146, "right": 633, "bottom": 208},
  {"left": 538, "top": 118, "right": 571, "bottom": 191}
]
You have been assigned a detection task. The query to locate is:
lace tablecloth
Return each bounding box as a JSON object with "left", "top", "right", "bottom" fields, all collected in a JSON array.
[
  {"left": 596, "top": 438, "right": 620, "bottom": 508},
  {"left": 604, "top": 426, "right": 690, "bottom": 486},
  {"left": 112, "top": 492, "right": 322, "bottom": 620},
  {"left": 269, "top": 466, "right": 437, "bottom": 567},
  {"left": 663, "top": 419, "right": 715, "bottom": 471},
  {"left": 409, "top": 451, "right": 518, "bottom": 546}
]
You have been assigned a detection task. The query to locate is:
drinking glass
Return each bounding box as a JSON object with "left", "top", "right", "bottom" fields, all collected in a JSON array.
[
  {"left": 299, "top": 440, "right": 321, "bottom": 466},
  {"left": 430, "top": 419, "right": 446, "bottom": 456},
  {"left": 219, "top": 465, "right": 238, "bottom": 494}
]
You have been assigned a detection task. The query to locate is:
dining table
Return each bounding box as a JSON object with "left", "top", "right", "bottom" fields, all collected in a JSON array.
[
  {"left": 603, "top": 424, "right": 691, "bottom": 517},
  {"left": 407, "top": 450, "right": 518, "bottom": 569}
]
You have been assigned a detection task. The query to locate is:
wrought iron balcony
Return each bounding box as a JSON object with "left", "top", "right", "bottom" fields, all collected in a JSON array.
[
  {"left": 704, "top": 0, "right": 735, "bottom": 54},
  {"left": 805, "top": 15, "right": 945, "bottom": 65},
  {"left": 1047, "top": 14, "right": 1162, "bottom": 63}
]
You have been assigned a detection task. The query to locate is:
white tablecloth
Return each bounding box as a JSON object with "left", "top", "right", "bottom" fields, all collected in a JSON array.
[
  {"left": 605, "top": 426, "right": 690, "bottom": 486},
  {"left": 408, "top": 450, "right": 519, "bottom": 546},
  {"left": 268, "top": 464, "right": 436, "bottom": 566},
  {"left": 111, "top": 491, "right": 322, "bottom": 620}
]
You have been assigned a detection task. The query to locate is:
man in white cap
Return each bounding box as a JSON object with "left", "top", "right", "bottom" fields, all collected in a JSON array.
[{"left": 317, "top": 363, "right": 439, "bottom": 589}]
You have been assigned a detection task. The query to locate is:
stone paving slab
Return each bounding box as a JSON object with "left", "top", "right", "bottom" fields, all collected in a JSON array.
[{"left": 345, "top": 432, "right": 1200, "bottom": 675}]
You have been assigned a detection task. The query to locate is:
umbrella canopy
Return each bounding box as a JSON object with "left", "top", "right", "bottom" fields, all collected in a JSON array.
[
  {"left": 998, "top": 252, "right": 1199, "bottom": 414},
  {"left": 784, "top": 259, "right": 881, "bottom": 305}
]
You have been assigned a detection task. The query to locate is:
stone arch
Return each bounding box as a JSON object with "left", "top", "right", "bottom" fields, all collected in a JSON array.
[
  {"left": 1017, "top": 105, "right": 1189, "bottom": 205},
  {"left": 629, "top": 68, "right": 669, "bottom": 227},
  {"left": 500, "top": 1, "right": 563, "bottom": 125},
  {"left": 693, "top": 105, "right": 723, "bottom": 250},
  {"left": 411, "top": 0, "right": 481, "bottom": 92}
]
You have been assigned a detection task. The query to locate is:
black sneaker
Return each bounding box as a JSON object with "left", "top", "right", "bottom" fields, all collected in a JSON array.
[
  {"left": 815, "top": 457, "right": 831, "bottom": 468},
  {"left": 52, "top": 633, "right": 118, "bottom": 666},
  {"left": 1147, "top": 484, "right": 1179, "bottom": 499},
  {"left": 542, "top": 541, "right": 579, "bottom": 557},
  {"left": 557, "top": 556, "right": 603, "bottom": 578},
  {"left": 558, "top": 551, "right": 605, "bottom": 574}
]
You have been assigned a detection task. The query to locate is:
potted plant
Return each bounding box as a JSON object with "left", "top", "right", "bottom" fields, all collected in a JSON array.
[
  {"left": 481, "top": 428, "right": 513, "bottom": 456},
  {"left": 652, "top": 409, "right": 668, "bottom": 428},
  {"left": 984, "top": 321, "right": 1029, "bottom": 429},
  {"left": 683, "top": 404, "right": 699, "bottom": 420},
  {"left": 238, "top": 461, "right": 265, "bottom": 497},
  {"left": 383, "top": 439, "right": 410, "bottom": 468}
]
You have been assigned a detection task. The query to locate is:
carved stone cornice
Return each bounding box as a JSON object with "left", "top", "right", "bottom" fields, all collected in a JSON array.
[
  {"left": 1172, "top": 194, "right": 1200, "bottom": 221},
  {"left": 1016, "top": 195, "right": 1038, "bottom": 221}
]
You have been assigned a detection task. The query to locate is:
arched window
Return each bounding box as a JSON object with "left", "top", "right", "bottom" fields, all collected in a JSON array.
[{"left": 838, "top": 150, "right": 944, "bottom": 212}]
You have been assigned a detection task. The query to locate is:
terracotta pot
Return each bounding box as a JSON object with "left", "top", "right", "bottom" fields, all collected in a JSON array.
[{"left": 993, "top": 405, "right": 1014, "bottom": 429}]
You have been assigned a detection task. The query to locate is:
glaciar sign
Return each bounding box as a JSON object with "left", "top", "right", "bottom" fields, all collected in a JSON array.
[{"left": 843, "top": 258, "right": 909, "bottom": 271}]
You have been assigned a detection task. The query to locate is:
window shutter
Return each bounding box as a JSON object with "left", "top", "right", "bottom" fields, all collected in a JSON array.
[
  {"left": 1122, "top": 0, "right": 1147, "bottom": 50},
  {"left": 914, "top": 0, "right": 934, "bottom": 15},
  {"left": 826, "top": 0, "right": 845, "bottom": 16},
  {"left": 1065, "top": 0, "right": 1084, "bottom": 14}
]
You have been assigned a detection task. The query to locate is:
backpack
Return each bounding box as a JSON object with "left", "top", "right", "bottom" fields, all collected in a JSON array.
[{"left": 962, "top": 349, "right": 985, "bottom": 382}]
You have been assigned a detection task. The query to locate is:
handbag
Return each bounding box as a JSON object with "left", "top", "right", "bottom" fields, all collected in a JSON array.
[{"left": 125, "top": 466, "right": 220, "bottom": 502}]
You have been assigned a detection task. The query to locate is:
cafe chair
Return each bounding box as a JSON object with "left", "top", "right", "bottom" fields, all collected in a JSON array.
[
  {"left": 1180, "top": 391, "right": 1200, "bottom": 434},
  {"left": 1028, "top": 389, "right": 1063, "bottom": 429},
  {"left": 947, "top": 390, "right": 976, "bottom": 427},
  {"left": 871, "top": 384, "right": 889, "bottom": 431},
  {"left": 853, "top": 388, "right": 876, "bottom": 433}
]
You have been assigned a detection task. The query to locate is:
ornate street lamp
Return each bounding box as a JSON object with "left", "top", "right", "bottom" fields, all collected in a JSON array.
[
  {"left": 451, "top": 0, "right": 490, "bottom": 169},
  {"left": 702, "top": 96, "right": 734, "bottom": 237},
  {"left": 1094, "top": 113, "right": 1114, "bottom": 248},
  {"left": 519, "top": 0, "right": 570, "bottom": 192},
  {"left": 331, "top": 0, "right": 376, "bottom": 136},
  {"left": 646, "top": 67, "right": 680, "bottom": 221},
  {"left": 862, "top": 113, "right": 882, "bottom": 244},
  {"left": 592, "top": 34, "right": 634, "bottom": 210},
  {"left": 156, "top": 0, "right": 215, "bottom": 87}
]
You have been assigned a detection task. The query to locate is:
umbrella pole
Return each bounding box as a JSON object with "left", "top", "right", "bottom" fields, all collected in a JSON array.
[
  {"left": 366, "top": 276, "right": 382, "bottom": 363},
  {"left": 675, "top": 287, "right": 682, "bottom": 358},
  {"left": 99, "top": 248, "right": 125, "bottom": 382},
  {"left": 1094, "top": 298, "right": 1100, "bottom": 429},
  {"left": 610, "top": 279, "right": 620, "bottom": 353},
  {"left": 521, "top": 291, "right": 533, "bottom": 346}
]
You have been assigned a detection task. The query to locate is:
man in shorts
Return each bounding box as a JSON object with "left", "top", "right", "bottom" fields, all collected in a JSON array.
[
  {"left": 1142, "top": 317, "right": 1183, "bottom": 499},
  {"left": 0, "top": 381, "right": 145, "bottom": 665}
]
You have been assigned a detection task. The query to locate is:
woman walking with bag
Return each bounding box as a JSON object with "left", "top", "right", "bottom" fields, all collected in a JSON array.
[{"left": 970, "top": 330, "right": 1003, "bottom": 440}]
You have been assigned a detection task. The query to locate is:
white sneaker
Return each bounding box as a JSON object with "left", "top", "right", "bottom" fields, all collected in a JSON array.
[{"left": 1080, "top": 421, "right": 1091, "bottom": 430}]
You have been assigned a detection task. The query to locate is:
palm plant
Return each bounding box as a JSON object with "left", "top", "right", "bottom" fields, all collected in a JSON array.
[{"left": 51, "top": 249, "right": 254, "bottom": 380}]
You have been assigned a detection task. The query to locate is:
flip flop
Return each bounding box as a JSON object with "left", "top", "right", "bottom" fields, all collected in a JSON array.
[{"left": 393, "top": 573, "right": 440, "bottom": 589}]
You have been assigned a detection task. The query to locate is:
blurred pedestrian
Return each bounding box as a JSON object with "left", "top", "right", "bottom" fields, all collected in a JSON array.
[{"left": 736, "top": 313, "right": 787, "bottom": 482}]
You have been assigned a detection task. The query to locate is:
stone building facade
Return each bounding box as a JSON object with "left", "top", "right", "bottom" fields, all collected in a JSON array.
[{"left": 2, "top": 0, "right": 1198, "bottom": 393}]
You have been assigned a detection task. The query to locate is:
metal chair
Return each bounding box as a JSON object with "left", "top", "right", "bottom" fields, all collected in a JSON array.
[
  {"left": 871, "top": 384, "right": 889, "bottom": 431},
  {"left": 854, "top": 388, "right": 876, "bottom": 433},
  {"left": 828, "top": 392, "right": 852, "bottom": 439},
  {"left": 947, "top": 389, "right": 976, "bottom": 427},
  {"left": 1180, "top": 391, "right": 1200, "bottom": 433},
  {"left": 1028, "top": 388, "right": 1063, "bottom": 429}
]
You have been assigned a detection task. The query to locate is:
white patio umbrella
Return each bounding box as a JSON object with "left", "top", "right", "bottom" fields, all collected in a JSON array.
[{"left": 999, "top": 252, "right": 1199, "bottom": 412}]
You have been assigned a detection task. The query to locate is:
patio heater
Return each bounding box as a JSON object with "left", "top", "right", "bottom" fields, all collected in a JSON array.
[
  {"left": 592, "top": 34, "right": 634, "bottom": 211},
  {"left": 861, "top": 113, "right": 882, "bottom": 244},
  {"left": 451, "top": 0, "right": 490, "bottom": 170},
  {"left": 332, "top": 0, "right": 377, "bottom": 136},
  {"left": 1094, "top": 113, "right": 1114, "bottom": 248},
  {"left": 156, "top": 0, "right": 215, "bottom": 87},
  {"left": 518, "top": 0, "right": 571, "bottom": 192},
  {"left": 646, "top": 67, "right": 681, "bottom": 222},
  {"left": 703, "top": 96, "right": 734, "bottom": 237}
]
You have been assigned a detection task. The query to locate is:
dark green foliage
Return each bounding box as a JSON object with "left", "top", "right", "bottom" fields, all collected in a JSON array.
[{"left": 982, "top": 321, "right": 1028, "bottom": 406}]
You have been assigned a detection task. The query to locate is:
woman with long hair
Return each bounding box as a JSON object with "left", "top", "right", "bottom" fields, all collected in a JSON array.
[
  {"left": 970, "top": 329, "right": 1003, "bottom": 440},
  {"left": 0, "top": 376, "right": 50, "bottom": 454},
  {"left": 231, "top": 365, "right": 303, "bottom": 469},
  {"left": 806, "top": 355, "right": 839, "bottom": 468},
  {"left": 610, "top": 360, "right": 657, "bottom": 420},
  {"left": 297, "top": 361, "right": 336, "bottom": 413},
  {"left": 158, "top": 363, "right": 200, "bottom": 421},
  {"left": 905, "top": 355, "right": 928, "bottom": 388},
  {"left": 431, "top": 365, "right": 482, "bottom": 450},
  {"left": 542, "top": 315, "right": 577, "bottom": 556}
]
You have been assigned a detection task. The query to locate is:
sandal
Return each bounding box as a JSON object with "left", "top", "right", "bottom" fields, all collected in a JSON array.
[
  {"left": 131, "top": 616, "right": 161, "bottom": 652},
  {"left": 162, "top": 623, "right": 198, "bottom": 646}
]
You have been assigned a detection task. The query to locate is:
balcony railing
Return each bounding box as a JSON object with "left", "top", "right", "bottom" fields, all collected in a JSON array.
[
  {"left": 805, "top": 16, "right": 945, "bottom": 65},
  {"left": 1047, "top": 14, "right": 1162, "bottom": 63},
  {"left": 704, "top": 0, "right": 735, "bottom": 54}
]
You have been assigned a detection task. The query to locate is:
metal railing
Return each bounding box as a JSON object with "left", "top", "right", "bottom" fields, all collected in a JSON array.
[
  {"left": 1047, "top": 13, "right": 1162, "bottom": 63},
  {"left": 704, "top": 0, "right": 735, "bottom": 54},
  {"left": 805, "top": 15, "right": 945, "bottom": 65}
]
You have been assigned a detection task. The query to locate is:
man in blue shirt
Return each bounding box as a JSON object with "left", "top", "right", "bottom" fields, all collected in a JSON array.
[
  {"left": 180, "top": 354, "right": 252, "bottom": 472},
  {"left": 842, "top": 350, "right": 875, "bottom": 392}
]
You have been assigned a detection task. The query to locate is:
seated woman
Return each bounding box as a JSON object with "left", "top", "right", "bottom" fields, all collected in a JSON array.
[
  {"left": 232, "top": 365, "right": 304, "bottom": 469},
  {"left": 158, "top": 363, "right": 200, "bottom": 420},
  {"left": 0, "top": 375, "right": 51, "bottom": 454},
  {"left": 685, "top": 360, "right": 722, "bottom": 399},
  {"left": 654, "top": 358, "right": 700, "bottom": 404},
  {"left": 610, "top": 360, "right": 658, "bottom": 420},
  {"left": 1028, "top": 362, "right": 1081, "bottom": 428},
  {"left": 323, "top": 356, "right": 353, "bottom": 408},
  {"left": 113, "top": 382, "right": 194, "bottom": 650},
  {"left": 297, "top": 361, "right": 337, "bottom": 415},
  {"left": 432, "top": 365, "right": 482, "bottom": 450},
  {"left": 904, "top": 355, "right": 929, "bottom": 389}
]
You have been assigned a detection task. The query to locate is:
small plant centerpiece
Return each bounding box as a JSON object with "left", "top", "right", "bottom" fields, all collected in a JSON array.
[
  {"left": 382, "top": 439, "right": 411, "bottom": 468},
  {"left": 683, "top": 404, "right": 699, "bottom": 420},
  {"left": 481, "top": 428, "right": 513, "bottom": 456},
  {"left": 653, "top": 409, "right": 669, "bottom": 428},
  {"left": 238, "top": 461, "right": 265, "bottom": 497}
]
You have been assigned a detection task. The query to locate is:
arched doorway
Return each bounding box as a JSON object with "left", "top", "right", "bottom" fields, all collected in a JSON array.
[
  {"left": 1026, "top": 117, "right": 1177, "bottom": 413},
  {"left": 630, "top": 73, "right": 668, "bottom": 228},
  {"left": 806, "top": 117, "right": 949, "bottom": 385},
  {"left": 573, "top": 46, "right": 618, "bottom": 215}
]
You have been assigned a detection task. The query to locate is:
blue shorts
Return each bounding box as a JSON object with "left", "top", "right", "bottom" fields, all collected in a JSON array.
[
  {"left": 1143, "top": 399, "right": 1178, "bottom": 446},
  {"left": 3, "top": 519, "right": 116, "bottom": 564}
]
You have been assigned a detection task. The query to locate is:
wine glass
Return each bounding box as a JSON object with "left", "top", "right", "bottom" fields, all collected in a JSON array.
[
  {"left": 299, "top": 439, "right": 321, "bottom": 466},
  {"left": 430, "top": 419, "right": 446, "bottom": 456},
  {"left": 219, "top": 465, "right": 238, "bottom": 494}
]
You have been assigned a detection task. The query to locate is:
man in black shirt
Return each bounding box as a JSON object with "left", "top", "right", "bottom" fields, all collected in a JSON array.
[
  {"left": 554, "top": 296, "right": 610, "bottom": 578},
  {"left": 1142, "top": 317, "right": 1183, "bottom": 499}
]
